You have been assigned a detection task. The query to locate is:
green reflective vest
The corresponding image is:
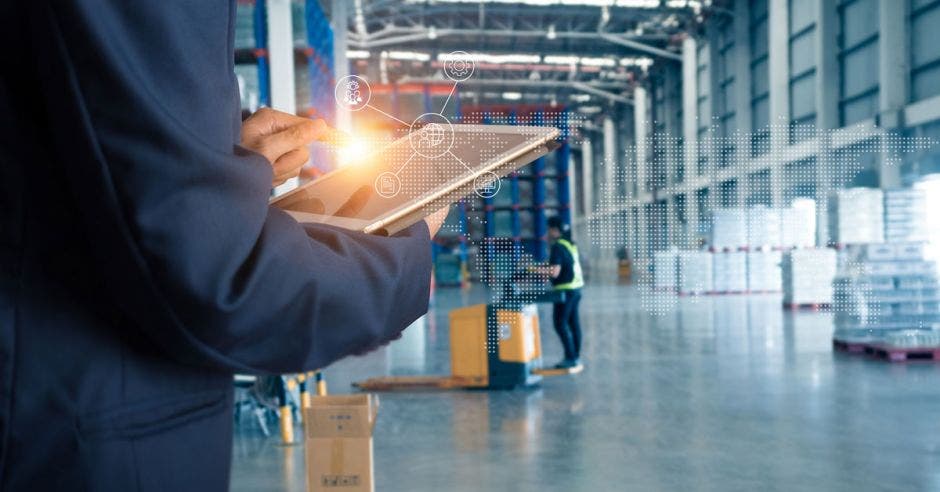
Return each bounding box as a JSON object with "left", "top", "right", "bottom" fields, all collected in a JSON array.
[{"left": 553, "top": 238, "right": 584, "bottom": 291}]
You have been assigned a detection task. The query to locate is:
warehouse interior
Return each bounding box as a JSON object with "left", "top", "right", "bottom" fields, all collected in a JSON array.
[{"left": 229, "top": 0, "right": 940, "bottom": 490}]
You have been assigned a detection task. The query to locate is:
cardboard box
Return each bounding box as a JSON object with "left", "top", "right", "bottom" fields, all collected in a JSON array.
[{"left": 305, "top": 394, "right": 379, "bottom": 492}]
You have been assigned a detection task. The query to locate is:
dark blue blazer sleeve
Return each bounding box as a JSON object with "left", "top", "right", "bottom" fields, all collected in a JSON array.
[{"left": 32, "top": 0, "right": 432, "bottom": 374}]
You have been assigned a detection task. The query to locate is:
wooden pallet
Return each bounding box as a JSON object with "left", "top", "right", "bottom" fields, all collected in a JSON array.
[
  {"left": 532, "top": 364, "right": 583, "bottom": 377},
  {"left": 832, "top": 339, "right": 867, "bottom": 354},
  {"left": 785, "top": 302, "right": 832, "bottom": 311},
  {"left": 864, "top": 344, "right": 940, "bottom": 362},
  {"left": 352, "top": 375, "right": 486, "bottom": 391}
]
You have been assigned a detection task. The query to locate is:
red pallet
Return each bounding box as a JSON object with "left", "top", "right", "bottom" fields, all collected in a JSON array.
[
  {"left": 652, "top": 287, "right": 678, "bottom": 293},
  {"left": 785, "top": 302, "right": 832, "bottom": 311},
  {"left": 833, "top": 339, "right": 867, "bottom": 354},
  {"left": 864, "top": 344, "right": 940, "bottom": 362}
]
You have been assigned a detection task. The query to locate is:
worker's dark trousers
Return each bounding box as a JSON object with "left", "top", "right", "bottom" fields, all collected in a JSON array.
[{"left": 552, "top": 289, "right": 583, "bottom": 361}]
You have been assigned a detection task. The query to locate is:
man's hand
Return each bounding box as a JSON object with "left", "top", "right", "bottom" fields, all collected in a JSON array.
[
  {"left": 424, "top": 206, "right": 450, "bottom": 237},
  {"left": 241, "top": 108, "right": 331, "bottom": 187}
]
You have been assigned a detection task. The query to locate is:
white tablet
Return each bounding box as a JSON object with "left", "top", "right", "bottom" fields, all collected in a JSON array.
[{"left": 271, "top": 124, "right": 560, "bottom": 236}]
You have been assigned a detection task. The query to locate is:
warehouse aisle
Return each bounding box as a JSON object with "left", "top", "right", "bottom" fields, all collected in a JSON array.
[{"left": 231, "top": 283, "right": 940, "bottom": 492}]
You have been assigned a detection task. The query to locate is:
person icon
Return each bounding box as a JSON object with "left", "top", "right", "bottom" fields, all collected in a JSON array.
[
  {"left": 343, "top": 80, "right": 362, "bottom": 106},
  {"left": 408, "top": 114, "right": 454, "bottom": 158},
  {"left": 334, "top": 75, "right": 371, "bottom": 111}
]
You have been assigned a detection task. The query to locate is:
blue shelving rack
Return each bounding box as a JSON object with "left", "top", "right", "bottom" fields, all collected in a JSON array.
[
  {"left": 302, "top": 0, "right": 334, "bottom": 124},
  {"left": 235, "top": 0, "right": 271, "bottom": 108},
  {"left": 426, "top": 83, "right": 471, "bottom": 286},
  {"left": 461, "top": 106, "right": 572, "bottom": 270}
]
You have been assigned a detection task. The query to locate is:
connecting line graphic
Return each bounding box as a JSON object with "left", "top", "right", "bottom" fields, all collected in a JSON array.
[
  {"left": 394, "top": 153, "right": 415, "bottom": 176},
  {"left": 365, "top": 103, "right": 410, "bottom": 126},
  {"left": 447, "top": 150, "right": 476, "bottom": 174},
  {"left": 439, "top": 82, "right": 458, "bottom": 116}
]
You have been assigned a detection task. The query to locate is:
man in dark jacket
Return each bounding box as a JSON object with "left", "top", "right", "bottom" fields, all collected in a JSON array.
[{"left": 0, "top": 1, "right": 444, "bottom": 489}]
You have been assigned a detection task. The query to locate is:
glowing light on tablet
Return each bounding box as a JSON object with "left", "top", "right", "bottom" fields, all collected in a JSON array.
[{"left": 337, "top": 139, "right": 371, "bottom": 166}]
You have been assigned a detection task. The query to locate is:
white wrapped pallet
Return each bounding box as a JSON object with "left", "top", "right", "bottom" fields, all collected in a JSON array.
[
  {"left": 653, "top": 249, "right": 679, "bottom": 290},
  {"left": 883, "top": 189, "right": 928, "bottom": 243},
  {"left": 779, "top": 199, "right": 817, "bottom": 248},
  {"left": 828, "top": 188, "right": 884, "bottom": 245},
  {"left": 710, "top": 209, "right": 747, "bottom": 250},
  {"left": 832, "top": 242, "right": 940, "bottom": 343},
  {"left": 713, "top": 251, "right": 748, "bottom": 293},
  {"left": 747, "top": 206, "right": 782, "bottom": 248},
  {"left": 678, "top": 251, "right": 714, "bottom": 295},
  {"left": 747, "top": 250, "right": 782, "bottom": 292},
  {"left": 782, "top": 248, "right": 837, "bottom": 305}
]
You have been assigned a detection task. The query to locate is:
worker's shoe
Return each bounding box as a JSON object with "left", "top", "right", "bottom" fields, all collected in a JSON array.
[{"left": 553, "top": 358, "right": 580, "bottom": 369}]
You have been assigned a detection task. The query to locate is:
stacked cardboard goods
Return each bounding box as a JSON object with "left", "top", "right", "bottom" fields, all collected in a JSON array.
[
  {"left": 828, "top": 188, "right": 884, "bottom": 245},
  {"left": 779, "top": 199, "right": 817, "bottom": 248},
  {"left": 710, "top": 209, "right": 747, "bottom": 250},
  {"left": 713, "top": 251, "right": 748, "bottom": 293},
  {"left": 747, "top": 250, "right": 782, "bottom": 292},
  {"left": 782, "top": 248, "right": 838, "bottom": 305},
  {"left": 832, "top": 242, "right": 940, "bottom": 344},
  {"left": 306, "top": 395, "right": 379, "bottom": 492},
  {"left": 746, "top": 206, "right": 782, "bottom": 249},
  {"left": 883, "top": 189, "right": 929, "bottom": 243},
  {"left": 710, "top": 203, "right": 815, "bottom": 251},
  {"left": 653, "top": 249, "right": 679, "bottom": 291},
  {"left": 678, "top": 251, "right": 714, "bottom": 295}
]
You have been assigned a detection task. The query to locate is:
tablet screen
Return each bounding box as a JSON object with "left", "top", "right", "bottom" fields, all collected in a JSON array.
[{"left": 274, "top": 126, "right": 547, "bottom": 222}]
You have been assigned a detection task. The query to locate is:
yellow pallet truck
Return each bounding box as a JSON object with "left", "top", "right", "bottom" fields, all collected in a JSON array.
[{"left": 353, "top": 301, "right": 581, "bottom": 392}]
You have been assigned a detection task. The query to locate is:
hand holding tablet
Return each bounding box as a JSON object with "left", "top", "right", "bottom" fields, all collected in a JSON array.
[{"left": 271, "top": 124, "right": 560, "bottom": 236}]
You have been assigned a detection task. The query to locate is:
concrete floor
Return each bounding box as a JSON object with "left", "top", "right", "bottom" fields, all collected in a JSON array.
[{"left": 231, "top": 282, "right": 940, "bottom": 492}]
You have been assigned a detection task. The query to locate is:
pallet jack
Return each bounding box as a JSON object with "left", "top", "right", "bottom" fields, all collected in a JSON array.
[{"left": 353, "top": 271, "right": 582, "bottom": 391}]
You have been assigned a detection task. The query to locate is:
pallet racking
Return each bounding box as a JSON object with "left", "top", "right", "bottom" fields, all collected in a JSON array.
[{"left": 234, "top": 0, "right": 271, "bottom": 108}]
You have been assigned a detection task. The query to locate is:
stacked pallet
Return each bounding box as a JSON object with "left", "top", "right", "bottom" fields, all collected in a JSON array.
[
  {"left": 782, "top": 248, "right": 837, "bottom": 306},
  {"left": 832, "top": 242, "right": 940, "bottom": 344},
  {"left": 883, "top": 189, "right": 928, "bottom": 243},
  {"left": 746, "top": 250, "right": 782, "bottom": 292},
  {"left": 746, "top": 206, "right": 782, "bottom": 249},
  {"left": 678, "top": 251, "right": 714, "bottom": 295},
  {"left": 710, "top": 209, "right": 747, "bottom": 251},
  {"left": 713, "top": 251, "right": 748, "bottom": 293},
  {"left": 653, "top": 249, "right": 679, "bottom": 291},
  {"left": 829, "top": 188, "right": 884, "bottom": 245},
  {"left": 779, "top": 198, "right": 817, "bottom": 249}
]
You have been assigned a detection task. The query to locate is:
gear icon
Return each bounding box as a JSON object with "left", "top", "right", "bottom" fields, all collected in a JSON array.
[
  {"left": 443, "top": 52, "right": 474, "bottom": 81},
  {"left": 450, "top": 60, "right": 470, "bottom": 78}
]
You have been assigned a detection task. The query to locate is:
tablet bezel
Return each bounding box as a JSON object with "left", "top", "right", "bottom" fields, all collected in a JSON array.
[{"left": 272, "top": 124, "right": 560, "bottom": 235}]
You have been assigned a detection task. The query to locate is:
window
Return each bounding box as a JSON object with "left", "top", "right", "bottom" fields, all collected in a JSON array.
[
  {"left": 746, "top": 169, "right": 772, "bottom": 206},
  {"left": 697, "top": 41, "right": 711, "bottom": 175},
  {"left": 838, "top": 0, "right": 879, "bottom": 126},
  {"left": 750, "top": 0, "right": 770, "bottom": 155},
  {"left": 719, "top": 179, "right": 739, "bottom": 207},
  {"left": 789, "top": 0, "right": 817, "bottom": 142},
  {"left": 716, "top": 19, "right": 737, "bottom": 167},
  {"left": 911, "top": 0, "right": 940, "bottom": 101}
]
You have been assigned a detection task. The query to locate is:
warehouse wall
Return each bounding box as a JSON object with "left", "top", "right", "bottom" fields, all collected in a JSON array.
[{"left": 578, "top": 0, "right": 940, "bottom": 274}]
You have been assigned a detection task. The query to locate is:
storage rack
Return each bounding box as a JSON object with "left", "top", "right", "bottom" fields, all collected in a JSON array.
[
  {"left": 299, "top": 0, "right": 334, "bottom": 124},
  {"left": 423, "top": 83, "right": 471, "bottom": 286},
  {"left": 460, "top": 106, "right": 572, "bottom": 269},
  {"left": 234, "top": 0, "right": 270, "bottom": 108}
]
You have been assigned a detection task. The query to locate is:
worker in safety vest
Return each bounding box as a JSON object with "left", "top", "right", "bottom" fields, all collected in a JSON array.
[{"left": 545, "top": 216, "right": 584, "bottom": 369}]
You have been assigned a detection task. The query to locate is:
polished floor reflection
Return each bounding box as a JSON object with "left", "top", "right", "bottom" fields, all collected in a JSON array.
[{"left": 231, "top": 283, "right": 940, "bottom": 492}]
